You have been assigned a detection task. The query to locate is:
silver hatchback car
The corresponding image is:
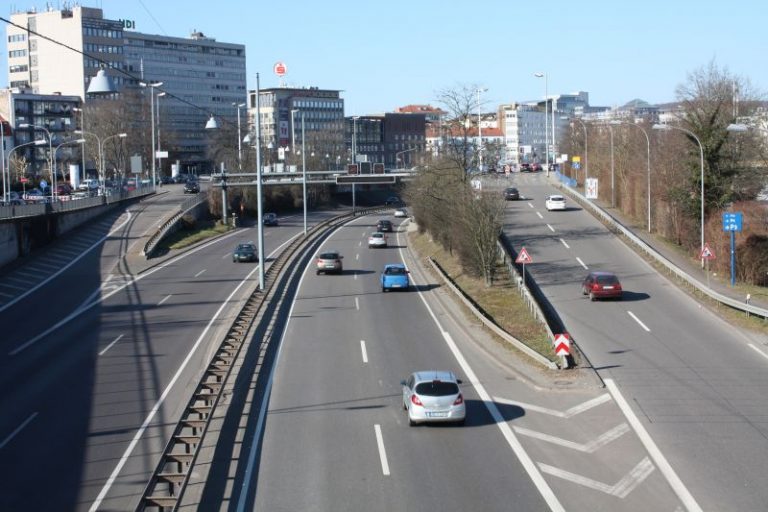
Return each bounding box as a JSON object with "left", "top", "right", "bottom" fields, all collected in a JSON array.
[{"left": 401, "top": 371, "right": 466, "bottom": 426}]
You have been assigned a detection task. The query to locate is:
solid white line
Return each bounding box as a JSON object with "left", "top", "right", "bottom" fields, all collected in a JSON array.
[
  {"left": 748, "top": 344, "right": 768, "bottom": 361},
  {"left": 627, "top": 311, "right": 651, "bottom": 332},
  {"left": 158, "top": 294, "right": 172, "bottom": 306},
  {"left": 360, "top": 340, "right": 368, "bottom": 363},
  {"left": 546, "top": 224, "right": 555, "bottom": 232},
  {"left": 536, "top": 211, "right": 544, "bottom": 219},
  {"left": 98, "top": 334, "right": 125, "bottom": 356},
  {"left": 576, "top": 257, "right": 588, "bottom": 270},
  {"left": 605, "top": 379, "right": 702, "bottom": 511},
  {"left": 560, "top": 238, "right": 570, "bottom": 249},
  {"left": 0, "top": 211, "right": 133, "bottom": 314},
  {"left": 0, "top": 412, "right": 38, "bottom": 450},
  {"left": 195, "top": 269, "right": 207, "bottom": 277},
  {"left": 374, "top": 424, "right": 390, "bottom": 476},
  {"left": 355, "top": 297, "right": 359, "bottom": 311}
]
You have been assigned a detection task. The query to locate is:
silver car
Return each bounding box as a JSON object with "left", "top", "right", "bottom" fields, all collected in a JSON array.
[
  {"left": 368, "top": 231, "right": 388, "bottom": 248},
  {"left": 401, "top": 371, "right": 466, "bottom": 426}
]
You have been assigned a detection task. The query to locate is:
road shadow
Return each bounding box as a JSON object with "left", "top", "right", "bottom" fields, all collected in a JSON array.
[
  {"left": 618, "top": 291, "right": 651, "bottom": 302},
  {"left": 405, "top": 399, "right": 525, "bottom": 429}
]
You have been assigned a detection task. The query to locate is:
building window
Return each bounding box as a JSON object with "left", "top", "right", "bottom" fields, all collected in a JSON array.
[{"left": 9, "top": 49, "right": 27, "bottom": 58}]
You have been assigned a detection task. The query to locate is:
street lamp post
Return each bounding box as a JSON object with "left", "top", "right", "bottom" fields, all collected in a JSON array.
[
  {"left": 352, "top": 116, "right": 360, "bottom": 215},
  {"left": 72, "top": 107, "right": 86, "bottom": 187},
  {"left": 653, "top": 123, "right": 706, "bottom": 265},
  {"left": 233, "top": 102, "right": 246, "bottom": 170},
  {"left": 395, "top": 147, "right": 419, "bottom": 169},
  {"left": 607, "top": 124, "right": 615, "bottom": 207},
  {"left": 534, "top": 73, "right": 549, "bottom": 172},
  {"left": 54, "top": 138, "right": 87, "bottom": 191},
  {"left": 254, "top": 72, "right": 265, "bottom": 290},
  {"left": 611, "top": 120, "right": 651, "bottom": 232},
  {"left": 8, "top": 140, "right": 47, "bottom": 196},
  {"left": 300, "top": 112, "right": 307, "bottom": 234},
  {"left": 156, "top": 92, "right": 166, "bottom": 179},
  {"left": 76, "top": 130, "right": 127, "bottom": 195},
  {"left": 476, "top": 87, "right": 488, "bottom": 171},
  {"left": 139, "top": 81, "right": 163, "bottom": 190},
  {"left": 19, "top": 123, "right": 53, "bottom": 199}
]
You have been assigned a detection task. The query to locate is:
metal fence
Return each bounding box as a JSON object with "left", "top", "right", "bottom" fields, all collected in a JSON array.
[{"left": 0, "top": 187, "right": 153, "bottom": 220}]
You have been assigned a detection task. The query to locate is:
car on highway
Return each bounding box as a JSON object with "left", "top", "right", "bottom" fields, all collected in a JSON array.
[
  {"left": 316, "top": 250, "right": 343, "bottom": 274},
  {"left": 368, "top": 232, "right": 388, "bottom": 248},
  {"left": 393, "top": 207, "right": 408, "bottom": 218},
  {"left": 385, "top": 196, "right": 401, "bottom": 205},
  {"left": 545, "top": 194, "right": 566, "bottom": 211},
  {"left": 184, "top": 180, "right": 200, "bottom": 194},
  {"left": 263, "top": 212, "right": 278, "bottom": 226},
  {"left": 504, "top": 187, "right": 520, "bottom": 200},
  {"left": 581, "top": 271, "right": 623, "bottom": 301},
  {"left": 232, "top": 242, "right": 258, "bottom": 263},
  {"left": 377, "top": 219, "right": 393, "bottom": 232},
  {"left": 380, "top": 263, "right": 409, "bottom": 291},
  {"left": 401, "top": 371, "right": 465, "bottom": 426}
]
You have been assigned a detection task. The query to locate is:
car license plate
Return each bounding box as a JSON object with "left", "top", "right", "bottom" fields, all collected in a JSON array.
[
  {"left": 427, "top": 412, "right": 448, "bottom": 418},
  {"left": 603, "top": 286, "right": 614, "bottom": 290},
  {"left": 391, "top": 284, "right": 401, "bottom": 287},
  {"left": 325, "top": 264, "right": 335, "bottom": 268}
]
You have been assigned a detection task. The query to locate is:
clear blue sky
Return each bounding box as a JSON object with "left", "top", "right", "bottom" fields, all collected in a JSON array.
[{"left": 2, "top": 0, "right": 766, "bottom": 114}]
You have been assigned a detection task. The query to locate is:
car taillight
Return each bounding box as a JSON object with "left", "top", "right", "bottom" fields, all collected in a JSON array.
[
  {"left": 411, "top": 394, "right": 423, "bottom": 406},
  {"left": 316, "top": 259, "right": 323, "bottom": 264},
  {"left": 453, "top": 394, "right": 464, "bottom": 406}
]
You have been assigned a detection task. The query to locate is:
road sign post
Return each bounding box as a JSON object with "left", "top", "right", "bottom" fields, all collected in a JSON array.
[
  {"left": 515, "top": 247, "right": 533, "bottom": 289},
  {"left": 699, "top": 242, "right": 715, "bottom": 288},
  {"left": 554, "top": 333, "right": 570, "bottom": 357},
  {"left": 722, "top": 212, "right": 742, "bottom": 287}
]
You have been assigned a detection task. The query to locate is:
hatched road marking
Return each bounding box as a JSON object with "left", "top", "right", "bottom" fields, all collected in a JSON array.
[
  {"left": 539, "top": 456, "right": 655, "bottom": 498},
  {"left": 514, "top": 423, "right": 630, "bottom": 453},
  {"left": 494, "top": 393, "right": 612, "bottom": 418}
]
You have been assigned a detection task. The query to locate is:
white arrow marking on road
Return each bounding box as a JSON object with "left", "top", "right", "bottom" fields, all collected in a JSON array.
[
  {"left": 514, "top": 423, "right": 630, "bottom": 453},
  {"left": 536, "top": 211, "right": 544, "bottom": 219},
  {"left": 627, "top": 311, "right": 651, "bottom": 332},
  {"left": 494, "top": 393, "right": 612, "bottom": 418},
  {"left": 560, "top": 239, "right": 570, "bottom": 249},
  {"left": 539, "top": 456, "right": 655, "bottom": 498},
  {"left": 576, "top": 257, "right": 588, "bottom": 270}
]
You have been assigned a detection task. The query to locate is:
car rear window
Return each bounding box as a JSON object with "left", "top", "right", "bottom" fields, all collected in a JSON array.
[
  {"left": 237, "top": 244, "right": 253, "bottom": 250},
  {"left": 385, "top": 267, "right": 406, "bottom": 275},
  {"left": 415, "top": 381, "right": 460, "bottom": 396},
  {"left": 596, "top": 275, "right": 619, "bottom": 285},
  {"left": 319, "top": 252, "right": 339, "bottom": 260},
  {"left": 371, "top": 233, "right": 384, "bottom": 238}
]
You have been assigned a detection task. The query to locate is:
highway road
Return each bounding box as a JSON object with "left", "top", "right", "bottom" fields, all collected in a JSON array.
[
  {"left": 0, "top": 188, "right": 343, "bottom": 511},
  {"left": 495, "top": 172, "right": 768, "bottom": 511},
  {"left": 239, "top": 213, "right": 687, "bottom": 512}
]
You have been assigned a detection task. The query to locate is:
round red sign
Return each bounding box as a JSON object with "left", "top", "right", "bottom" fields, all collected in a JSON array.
[{"left": 273, "top": 62, "right": 287, "bottom": 76}]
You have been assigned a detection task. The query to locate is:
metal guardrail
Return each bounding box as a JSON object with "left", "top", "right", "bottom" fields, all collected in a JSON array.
[
  {"left": 143, "top": 192, "right": 208, "bottom": 258},
  {"left": 137, "top": 207, "right": 385, "bottom": 511},
  {"left": 0, "top": 187, "right": 153, "bottom": 220},
  {"left": 557, "top": 179, "right": 768, "bottom": 320}
]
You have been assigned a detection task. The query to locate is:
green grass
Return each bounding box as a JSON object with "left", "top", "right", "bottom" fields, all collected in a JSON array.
[
  {"left": 409, "top": 231, "right": 556, "bottom": 362},
  {"left": 161, "top": 220, "right": 234, "bottom": 251}
]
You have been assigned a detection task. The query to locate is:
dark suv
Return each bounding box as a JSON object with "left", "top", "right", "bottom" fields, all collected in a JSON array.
[
  {"left": 377, "top": 219, "right": 393, "bottom": 232},
  {"left": 504, "top": 187, "right": 520, "bottom": 200}
]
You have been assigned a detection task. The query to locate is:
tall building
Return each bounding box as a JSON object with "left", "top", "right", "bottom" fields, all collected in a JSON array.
[
  {"left": 499, "top": 103, "right": 548, "bottom": 165},
  {"left": 347, "top": 113, "right": 426, "bottom": 169},
  {"left": 6, "top": 5, "right": 247, "bottom": 172}
]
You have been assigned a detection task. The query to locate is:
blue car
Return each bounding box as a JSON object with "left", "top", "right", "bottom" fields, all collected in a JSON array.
[{"left": 381, "top": 263, "right": 410, "bottom": 292}]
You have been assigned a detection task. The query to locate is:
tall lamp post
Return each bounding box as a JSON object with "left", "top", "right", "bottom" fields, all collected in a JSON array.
[
  {"left": 156, "top": 92, "right": 166, "bottom": 180},
  {"left": 610, "top": 120, "right": 651, "bottom": 232},
  {"left": 534, "top": 73, "right": 549, "bottom": 172},
  {"left": 395, "top": 147, "right": 419, "bottom": 169},
  {"left": 351, "top": 116, "right": 360, "bottom": 215},
  {"left": 8, "top": 140, "right": 47, "bottom": 195},
  {"left": 607, "top": 123, "right": 615, "bottom": 207},
  {"left": 76, "top": 130, "right": 127, "bottom": 195},
  {"left": 19, "top": 123, "right": 53, "bottom": 199},
  {"left": 139, "top": 80, "right": 163, "bottom": 190},
  {"left": 72, "top": 107, "right": 86, "bottom": 187},
  {"left": 54, "top": 138, "right": 87, "bottom": 189},
  {"left": 653, "top": 123, "right": 706, "bottom": 265},
  {"left": 233, "top": 102, "right": 246, "bottom": 170},
  {"left": 476, "top": 87, "right": 488, "bottom": 171},
  {"left": 253, "top": 72, "right": 265, "bottom": 290},
  {"left": 299, "top": 111, "right": 308, "bottom": 234}
]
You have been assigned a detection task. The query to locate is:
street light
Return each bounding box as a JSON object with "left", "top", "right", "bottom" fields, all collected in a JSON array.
[
  {"left": 233, "top": 102, "right": 246, "bottom": 170},
  {"left": 610, "top": 120, "right": 651, "bottom": 232},
  {"left": 72, "top": 107, "right": 87, "bottom": 188},
  {"left": 8, "top": 139, "right": 46, "bottom": 196},
  {"left": 352, "top": 116, "right": 360, "bottom": 215},
  {"left": 607, "top": 123, "right": 615, "bottom": 207},
  {"left": 295, "top": 110, "right": 308, "bottom": 235},
  {"left": 54, "top": 138, "right": 87, "bottom": 192},
  {"left": 534, "top": 73, "right": 549, "bottom": 173},
  {"left": 476, "top": 87, "right": 488, "bottom": 171},
  {"left": 139, "top": 81, "right": 164, "bottom": 190},
  {"left": 76, "top": 130, "right": 127, "bottom": 195},
  {"left": 653, "top": 123, "right": 706, "bottom": 265},
  {"left": 19, "top": 123, "right": 53, "bottom": 199},
  {"left": 396, "top": 147, "right": 419, "bottom": 169}
]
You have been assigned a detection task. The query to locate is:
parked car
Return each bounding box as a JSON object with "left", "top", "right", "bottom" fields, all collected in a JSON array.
[
  {"left": 401, "top": 371, "right": 465, "bottom": 426},
  {"left": 376, "top": 219, "right": 393, "bottom": 232},
  {"left": 55, "top": 183, "right": 73, "bottom": 196},
  {"left": 545, "top": 194, "right": 566, "bottom": 211},
  {"left": 504, "top": 187, "right": 520, "bottom": 200},
  {"left": 519, "top": 163, "right": 532, "bottom": 172},
  {"left": 368, "top": 232, "right": 388, "bottom": 248},
  {"left": 263, "top": 212, "right": 278, "bottom": 226},
  {"left": 232, "top": 242, "right": 258, "bottom": 263},
  {"left": 183, "top": 180, "right": 200, "bottom": 194},
  {"left": 316, "top": 250, "right": 343, "bottom": 275},
  {"left": 78, "top": 178, "right": 99, "bottom": 192},
  {"left": 531, "top": 163, "right": 543, "bottom": 172},
  {"left": 380, "top": 263, "right": 409, "bottom": 291},
  {"left": 581, "top": 271, "right": 623, "bottom": 301},
  {"left": 393, "top": 207, "right": 408, "bottom": 218},
  {"left": 160, "top": 175, "right": 173, "bottom": 185}
]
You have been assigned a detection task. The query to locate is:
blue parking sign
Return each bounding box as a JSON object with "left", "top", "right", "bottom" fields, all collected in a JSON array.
[{"left": 722, "top": 212, "right": 742, "bottom": 232}]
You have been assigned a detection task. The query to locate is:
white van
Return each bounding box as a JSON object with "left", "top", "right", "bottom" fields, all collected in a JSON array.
[{"left": 78, "top": 179, "right": 99, "bottom": 191}]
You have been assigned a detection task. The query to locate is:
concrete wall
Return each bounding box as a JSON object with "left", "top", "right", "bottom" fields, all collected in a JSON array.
[
  {"left": 56, "top": 203, "right": 118, "bottom": 236},
  {"left": 0, "top": 223, "right": 18, "bottom": 268}
]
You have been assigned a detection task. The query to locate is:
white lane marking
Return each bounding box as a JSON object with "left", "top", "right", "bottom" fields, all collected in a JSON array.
[
  {"left": 11, "top": 270, "right": 37, "bottom": 278},
  {"left": 546, "top": 224, "right": 555, "bottom": 232},
  {"left": 1, "top": 283, "right": 27, "bottom": 291},
  {"left": 514, "top": 423, "right": 630, "bottom": 453},
  {"left": 354, "top": 272, "right": 357, "bottom": 281},
  {"left": 99, "top": 334, "right": 125, "bottom": 356},
  {"left": 605, "top": 379, "right": 703, "bottom": 511},
  {"left": 222, "top": 252, "right": 231, "bottom": 259},
  {"left": 0, "top": 412, "right": 38, "bottom": 450},
  {"left": 539, "top": 456, "right": 655, "bottom": 498},
  {"left": 158, "top": 294, "right": 172, "bottom": 306},
  {"left": 528, "top": 202, "right": 534, "bottom": 208},
  {"left": 560, "top": 238, "right": 570, "bottom": 249},
  {"left": 0, "top": 211, "right": 132, "bottom": 314},
  {"left": 195, "top": 269, "right": 207, "bottom": 278},
  {"left": 356, "top": 253, "right": 359, "bottom": 261},
  {"left": 374, "top": 424, "right": 390, "bottom": 476},
  {"left": 360, "top": 340, "right": 368, "bottom": 363},
  {"left": 355, "top": 297, "right": 359, "bottom": 311},
  {"left": 536, "top": 211, "right": 544, "bottom": 219},
  {"left": 748, "top": 344, "right": 768, "bottom": 361},
  {"left": 627, "top": 311, "right": 651, "bottom": 332},
  {"left": 359, "top": 241, "right": 362, "bottom": 247},
  {"left": 494, "top": 393, "right": 612, "bottom": 418},
  {"left": 576, "top": 257, "right": 588, "bottom": 270}
]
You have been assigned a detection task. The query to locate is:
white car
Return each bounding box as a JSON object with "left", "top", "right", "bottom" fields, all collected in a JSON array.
[
  {"left": 368, "top": 232, "right": 388, "bottom": 248},
  {"left": 401, "top": 371, "right": 466, "bottom": 426},
  {"left": 545, "top": 194, "right": 566, "bottom": 211},
  {"left": 393, "top": 208, "right": 408, "bottom": 218}
]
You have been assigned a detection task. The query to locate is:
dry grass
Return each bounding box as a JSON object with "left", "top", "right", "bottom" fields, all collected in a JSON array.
[
  {"left": 164, "top": 220, "right": 234, "bottom": 250},
  {"left": 409, "top": 230, "right": 556, "bottom": 361}
]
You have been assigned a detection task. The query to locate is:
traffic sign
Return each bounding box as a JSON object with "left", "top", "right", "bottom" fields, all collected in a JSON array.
[
  {"left": 515, "top": 247, "right": 532, "bottom": 264},
  {"left": 554, "top": 333, "right": 570, "bottom": 356},
  {"left": 273, "top": 61, "right": 287, "bottom": 76},
  {"left": 700, "top": 243, "right": 715, "bottom": 260},
  {"left": 585, "top": 178, "right": 598, "bottom": 199},
  {"left": 722, "top": 212, "right": 743, "bottom": 232}
]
